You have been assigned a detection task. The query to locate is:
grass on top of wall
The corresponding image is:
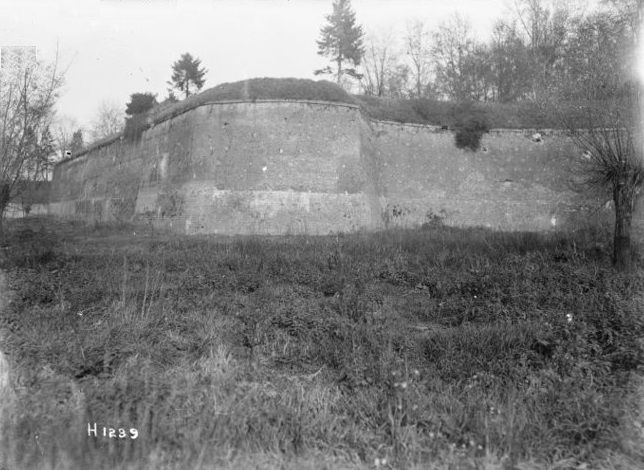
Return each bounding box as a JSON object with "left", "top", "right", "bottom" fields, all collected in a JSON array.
[
  {"left": 75, "top": 78, "right": 593, "bottom": 157},
  {"left": 1, "top": 217, "right": 643, "bottom": 469},
  {"left": 151, "top": 77, "right": 357, "bottom": 122},
  {"left": 354, "top": 95, "right": 572, "bottom": 129},
  {"left": 146, "top": 78, "right": 575, "bottom": 132}
]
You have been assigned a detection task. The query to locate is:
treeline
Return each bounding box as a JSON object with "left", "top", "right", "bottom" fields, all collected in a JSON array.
[{"left": 355, "top": 0, "right": 638, "bottom": 104}]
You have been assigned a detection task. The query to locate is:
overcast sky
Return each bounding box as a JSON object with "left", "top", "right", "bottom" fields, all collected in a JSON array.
[{"left": 0, "top": 0, "right": 615, "bottom": 130}]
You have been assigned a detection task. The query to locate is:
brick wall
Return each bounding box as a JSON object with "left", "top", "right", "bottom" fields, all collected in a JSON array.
[{"left": 48, "top": 100, "right": 643, "bottom": 240}]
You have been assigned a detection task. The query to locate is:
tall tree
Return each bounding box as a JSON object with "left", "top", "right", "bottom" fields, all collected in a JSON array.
[
  {"left": 405, "top": 21, "right": 434, "bottom": 98},
  {"left": 488, "top": 21, "right": 532, "bottom": 102},
  {"left": 360, "top": 31, "right": 403, "bottom": 97},
  {"left": 89, "top": 100, "right": 124, "bottom": 142},
  {"left": 386, "top": 64, "right": 412, "bottom": 99},
  {"left": 315, "top": 0, "right": 365, "bottom": 85},
  {"left": 511, "top": 0, "right": 573, "bottom": 100},
  {"left": 168, "top": 53, "right": 207, "bottom": 99},
  {"left": 0, "top": 51, "right": 63, "bottom": 234},
  {"left": 69, "top": 129, "right": 84, "bottom": 155},
  {"left": 552, "top": 2, "right": 642, "bottom": 271},
  {"left": 432, "top": 14, "right": 489, "bottom": 101},
  {"left": 563, "top": 92, "right": 642, "bottom": 271},
  {"left": 52, "top": 115, "right": 79, "bottom": 160}
]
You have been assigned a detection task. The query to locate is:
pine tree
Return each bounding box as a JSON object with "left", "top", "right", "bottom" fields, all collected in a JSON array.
[
  {"left": 168, "top": 53, "right": 207, "bottom": 99},
  {"left": 69, "top": 129, "right": 84, "bottom": 155},
  {"left": 315, "top": 0, "right": 365, "bottom": 85}
]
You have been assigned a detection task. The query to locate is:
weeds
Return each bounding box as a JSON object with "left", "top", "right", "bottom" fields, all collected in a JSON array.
[{"left": 0, "top": 218, "right": 642, "bottom": 469}]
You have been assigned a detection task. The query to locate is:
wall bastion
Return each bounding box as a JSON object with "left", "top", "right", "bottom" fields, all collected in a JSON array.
[{"left": 48, "top": 99, "right": 642, "bottom": 240}]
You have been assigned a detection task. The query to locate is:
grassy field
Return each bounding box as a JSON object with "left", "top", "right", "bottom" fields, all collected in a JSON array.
[{"left": 0, "top": 217, "right": 643, "bottom": 469}]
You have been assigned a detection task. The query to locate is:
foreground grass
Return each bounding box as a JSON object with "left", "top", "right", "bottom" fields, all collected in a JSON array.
[{"left": 0, "top": 218, "right": 643, "bottom": 469}]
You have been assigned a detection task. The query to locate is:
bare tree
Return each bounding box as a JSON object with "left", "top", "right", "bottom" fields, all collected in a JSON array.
[
  {"left": 554, "top": 1, "right": 642, "bottom": 271},
  {"left": 361, "top": 31, "right": 393, "bottom": 97},
  {"left": 511, "top": 0, "right": 573, "bottom": 99},
  {"left": 565, "top": 98, "right": 642, "bottom": 270},
  {"left": 0, "top": 51, "right": 63, "bottom": 234},
  {"left": 432, "top": 14, "right": 490, "bottom": 101},
  {"left": 89, "top": 100, "right": 124, "bottom": 142},
  {"left": 405, "top": 20, "right": 434, "bottom": 98},
  {"left": 360, "top": 30, "right": 410, "bottom": 97},
  {"left": 52, "top": 115, "right": 78, "bottom": 158},
  {"left": 489, "top": 21, "right": 532, "bottom": 102}
]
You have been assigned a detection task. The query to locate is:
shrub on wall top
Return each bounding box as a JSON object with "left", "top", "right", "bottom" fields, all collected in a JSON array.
[
  {"left": 452, "top": 104, "right": 490, "bottom": 152},
  {"left": 454, "top": 116, "right": 490, "bottom": 152}
]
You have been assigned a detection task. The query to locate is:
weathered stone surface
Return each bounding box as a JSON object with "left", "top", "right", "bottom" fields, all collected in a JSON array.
[{"left": 48, "top": 100, "right": 643, "bottom": 240}]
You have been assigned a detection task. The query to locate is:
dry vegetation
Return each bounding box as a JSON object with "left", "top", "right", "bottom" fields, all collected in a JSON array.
[{"left": 0, "top": 217, "right": 643, "bottom": 469}]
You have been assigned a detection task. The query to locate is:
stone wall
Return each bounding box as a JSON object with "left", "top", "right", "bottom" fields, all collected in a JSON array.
[
  {"left": 51, "top": 100, "right": 380, "bottom": 235},
  {"left": 366, "top": 121, "right": 616, "bottom": 232},
  {"left": 49, "top": 99, "right": 643, "bottom": 239}
]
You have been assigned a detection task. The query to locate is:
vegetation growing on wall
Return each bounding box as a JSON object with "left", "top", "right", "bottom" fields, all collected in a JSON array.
[
  {"left": 354, "top": 94, "right": 562, "bottom": 129},
  {"left": 123, "top": 93, "right": 158, "bottom": 143},
  {"left": 123, "top": 113, "right": 149, "bottom": 143},
  {"left": 153, "top": 77, "right": 356, "bottom": 121},
  {"left": 70, "top": 76, "right": 597, "bottom": 161},
  {"left": 453, "top": 106, "right": 490, "bottom": 152}
]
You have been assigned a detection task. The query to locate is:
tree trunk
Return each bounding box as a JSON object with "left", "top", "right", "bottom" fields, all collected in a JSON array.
[
  {"left": 0, "top": 183, "right": 9, "bottom": 241},
  {"left": 337, "top": 56, "right": 343, "bottom": 85},
  {"left": 613, "top": 177, "right": 637, "bottom": 271}
]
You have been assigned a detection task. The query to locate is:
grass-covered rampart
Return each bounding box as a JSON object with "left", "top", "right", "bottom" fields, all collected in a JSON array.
[
  {"left": 74, "top": 78, "right": 585, "bottom": 158},
  {"left": 1, "top": 218, "right": 642, "bottom": 469}
]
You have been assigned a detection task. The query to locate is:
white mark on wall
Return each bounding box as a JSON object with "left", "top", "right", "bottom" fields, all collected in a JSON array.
[
  {"left": 550, "top": 216, "right": 557, "bottom": 226},
  {"left": 262, "top": 166, "right": 267, "bottom": 173},
  {"left": 300, "top": 192, "right": 311, "bottom": 212},
  {"left": 160, "top": 153, "right": 169, "bottom": 180}
]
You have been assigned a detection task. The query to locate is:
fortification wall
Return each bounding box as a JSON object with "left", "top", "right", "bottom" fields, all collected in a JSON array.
[
  {"left": 49, "top": 99, "right": 643, "bottom": 239},
  {"left": 50, "top": 101, "right": 381, "bottom": 235},
  {"left": 365, "top": 121, "right": 616, "bottom": 232}
]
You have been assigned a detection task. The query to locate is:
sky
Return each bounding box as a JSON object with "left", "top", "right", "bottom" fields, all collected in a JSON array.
[{"left": 0, "top": 0, "right": 610, "bottom": 131}]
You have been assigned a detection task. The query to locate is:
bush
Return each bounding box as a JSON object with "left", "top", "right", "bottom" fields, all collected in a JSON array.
[
  {"left": 123, "top": 113, "right": 149, "bottom": 143},
  {"left": 454, "top": 113, "right": 489, "bottom": 152},
  {"left": 125, "top": 92, "right": 158, "bottom": 116}
]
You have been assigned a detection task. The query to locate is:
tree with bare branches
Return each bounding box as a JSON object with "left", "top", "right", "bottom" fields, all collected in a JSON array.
[
  {"left": 405, "top": 20, "right": 434, "bottom": 98},
  {"left": 554, "top": 1, "right": 642, "bottom": 270},
  {"left": 566, "top": 101, "right": 642, "bottom": 270},
  {"left": 0, "top": 50, "right": 63, "bottom": 235},
  {"left": 360, "top": 30, "right": 411, "bottom": 98},
  {"left": 89, "top": 100, "right": 124, "bottom": 143}
]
